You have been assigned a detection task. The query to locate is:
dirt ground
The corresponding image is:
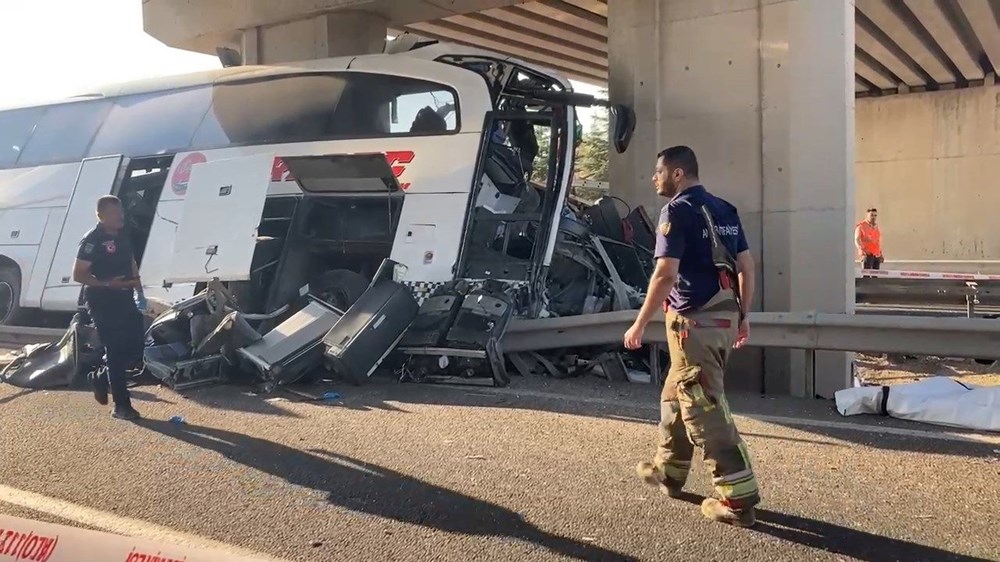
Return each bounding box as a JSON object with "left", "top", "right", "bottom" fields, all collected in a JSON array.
[{"left": 855, "top": 353, "right": 1000, "bottom": 387}]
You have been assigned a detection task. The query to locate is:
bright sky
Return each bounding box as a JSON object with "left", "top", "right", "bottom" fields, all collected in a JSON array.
[{"left": 0, "top": 0, "right": 601, "bottom": 128}]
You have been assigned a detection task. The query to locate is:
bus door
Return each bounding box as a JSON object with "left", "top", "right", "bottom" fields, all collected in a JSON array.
[
  {"left": 163, "top": 153, "right": 275, "bottom": 285},
  {"left": 40, "top": 155, "right": 129, "bottom": 310},
  {"left": 455, "top": 112, "right": 561, "bottom": 303}
]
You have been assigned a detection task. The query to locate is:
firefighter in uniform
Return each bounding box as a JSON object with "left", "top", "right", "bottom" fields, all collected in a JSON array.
[
  {"left": 624, "top": 146, "right": 760, "bottom": 527},
  {"left": 72, "top": 195, "right": 144, "bottom": 421}
]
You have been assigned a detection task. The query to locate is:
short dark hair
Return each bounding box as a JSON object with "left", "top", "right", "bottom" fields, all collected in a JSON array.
[
  {"left": 867, "top": 207, "right": 878, "bottom": 213},
  {"left": 657, "top": 145, "right": 699, "bottom": 177},
  {"left": 97, "top": 195, "right": 122, "bottom": 212}
]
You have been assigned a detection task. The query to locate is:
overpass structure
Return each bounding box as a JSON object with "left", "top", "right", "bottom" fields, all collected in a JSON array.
[
  {"left": 144, "top": 1, "right": 1000, "bottom": 95},
  {"left": 142, "top": 0, "right": 1000, "bottom": 398}
]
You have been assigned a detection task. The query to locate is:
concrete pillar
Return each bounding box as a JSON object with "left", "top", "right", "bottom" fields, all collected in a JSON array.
[
  {"left": 608, "top": 0, "right": 855, "bottom": 398},
  {"left": 243, "top": 10, "right": 387, "bottom": 64},
  {"left": 783, "top": 0, "right": 855, "bottom": 399}
]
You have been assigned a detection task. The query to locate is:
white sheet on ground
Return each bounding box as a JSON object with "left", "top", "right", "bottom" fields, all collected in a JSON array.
[{"left": 835, "top": 377, "right": 1000, "bottom": 433}]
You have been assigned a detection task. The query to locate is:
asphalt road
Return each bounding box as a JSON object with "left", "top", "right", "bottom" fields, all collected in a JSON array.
[{"left": 1, "top": 375, "right": 998, "bottom": 562}]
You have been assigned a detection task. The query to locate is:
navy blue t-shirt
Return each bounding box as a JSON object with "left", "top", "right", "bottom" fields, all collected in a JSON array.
[
  {"left": 77, "top": 224, "right": 136, "bottom": 306},
  {"left": 653, "top": 185, "right": 748, "bottom": 313}
]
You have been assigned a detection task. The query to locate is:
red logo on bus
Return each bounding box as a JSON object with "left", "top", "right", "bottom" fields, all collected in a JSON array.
[
  {"left": 271, "top": 157, "right": 295, "bottom": 183},
  {"left": 171, "top": 152, "right": 207, "bottom": 195},
  {"left": 385, "top": 151, "right": 414, "bottom": 190}
]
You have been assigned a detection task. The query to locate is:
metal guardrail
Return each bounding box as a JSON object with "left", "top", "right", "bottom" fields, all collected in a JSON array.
[
  {"left": 856, "top": 277, "right": 1000, "bottom": 310},
  {"left": 3, "top": 280, "right": 999, "bottom": 366},
  {"left": 504, "top": 310, "right": 1000, "bottom": 360},
  {"left": 2, "top": 308, "right": 998, "bottom": 361}
]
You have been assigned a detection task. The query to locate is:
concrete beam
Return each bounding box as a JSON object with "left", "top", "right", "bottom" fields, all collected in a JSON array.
[
  {"left": 143, "top": 0, "right": 529, "bottom": 53},
  {"left": 855, "top": 17, "right": 926, "bottom": 87},
  {"left": 857, "top": 0, "right": 954, "bottom": 84},
  {"left": 251, "top": 11, "right": 388, "bottom": 63},
  {"left": 855, "top": 51, "right": 898, "bottom": 89},
  {"left": 484, "top": 6, "right": 608, "bottom": 52},
  {"left": 376, "top": 0, "right": 534, "bottom": 26},
  {"left": 403, "top": 24, "right": 607, "bottom": 83},
  {"left": 518, "top": 0, "right": 608, "bottom": 37},
  {"left": 406, "top": 20, "right": 607, "bottom": 78},
  {"left": 446, "top": 13, "right": 607, "bottom": 61},
  {"left": 144, "top": 0, "right": 374, "bottom": 51},
  {"left": 904, "top": 0, "right": 983, "bottom": 81},
  {"left": 956, "top": 0, "right": 1000, "bottom": 75},
  {"left": 561, "top": 0, "right": 608, "bottom": 18}
]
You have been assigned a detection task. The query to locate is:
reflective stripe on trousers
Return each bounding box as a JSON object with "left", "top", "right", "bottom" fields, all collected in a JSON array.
[{"left": 654, "top": 289, "right": 761, "bottom": 509}]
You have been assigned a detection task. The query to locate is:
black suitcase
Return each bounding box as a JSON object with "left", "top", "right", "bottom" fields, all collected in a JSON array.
[{"left": 322, "top": 278, "right": 418, "bottom": 384}]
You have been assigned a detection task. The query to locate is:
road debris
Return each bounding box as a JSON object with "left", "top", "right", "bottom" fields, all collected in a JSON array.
[{"left": 1, "top": 196, "right": 663, "bottom": 396}]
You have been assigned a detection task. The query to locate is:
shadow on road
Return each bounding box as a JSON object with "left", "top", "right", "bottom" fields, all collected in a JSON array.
[
  {"left": 671, "top": 492, "right": 991, "bottom": 562},
  {"left": 150, "top": 375, "right": 999, "bottom": 459},
  {"left": 140, "top": 419, "right": 638, "bottom": 562},
  {"left": 303, "top": 379, "right": 1000, "bottom": 459},
  {"left": 162, "top": 384, "right": 306, "bottom": 419},
  {"left": 0, "top": 387, "right": 37, "bottom": 405},
  {"left": 754, "top": 418, "right": 1000, "bottom": 460}
]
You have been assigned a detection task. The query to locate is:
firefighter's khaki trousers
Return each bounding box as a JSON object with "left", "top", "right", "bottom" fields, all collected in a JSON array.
[{"left": 656, "top": 289, "right": 761, "bottom": 509}]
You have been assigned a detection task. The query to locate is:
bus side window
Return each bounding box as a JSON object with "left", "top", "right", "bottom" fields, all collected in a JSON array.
[
  {"left": 17, "top": 100, "right": 112, "bottom": 167},
  {"left": 391, "top": 91, "right": 457, "bottom": 135},
  {"left": 194, "top": 75, "right": 349, "bottom": 148},
  {"left": 88, "top": 87, "right": 211, "bottom": 158},
  {"left": 192, "top": 73, "right": 460, "bottom": 149},
  {"left": 0, "top": 107, "right": 45, "bottom": 168}
]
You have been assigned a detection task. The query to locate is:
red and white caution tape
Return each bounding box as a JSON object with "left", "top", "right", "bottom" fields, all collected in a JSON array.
[
  {"left": 0, "top": 514, "right": 279, "bottom": 562},
  {"left": 856, "top": 268, "right": 1000, "bottom": 281}
]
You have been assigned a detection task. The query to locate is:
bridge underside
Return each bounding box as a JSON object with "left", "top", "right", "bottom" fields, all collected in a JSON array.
[
  {"left": 146, "top": 0, "right": 1000, "bottom": 97},
  {"left": 402, "top": 0, "right": 1000, "bottom": 99}
]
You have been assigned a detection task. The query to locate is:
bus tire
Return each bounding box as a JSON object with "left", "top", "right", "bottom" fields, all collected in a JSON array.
[
  {"left": 312, "top": 269, "right": 370, "bottom": 311},
  {"left": 0, "top": 266, "right": 23, "bottom": 326}
]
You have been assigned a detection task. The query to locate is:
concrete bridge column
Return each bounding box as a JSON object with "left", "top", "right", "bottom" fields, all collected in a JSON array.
[
  {"left": 608, "top": 0, "right": 855, "bottom": 398},
  {"left": 241, "top": 11, "right": 387, "bottom": 64}
]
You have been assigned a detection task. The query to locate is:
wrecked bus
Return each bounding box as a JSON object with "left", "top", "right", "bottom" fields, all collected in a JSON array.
[{"left": 0, "top": 40, "right": 639, "bottom": 332}]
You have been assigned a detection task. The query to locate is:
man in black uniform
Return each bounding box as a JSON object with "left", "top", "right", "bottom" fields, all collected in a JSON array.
[
  {"left": 72, "top": 195, "right": 143, "bottom": 420},
  {"left": 624, "top": 146, "right": 760, "bottom": 527}
]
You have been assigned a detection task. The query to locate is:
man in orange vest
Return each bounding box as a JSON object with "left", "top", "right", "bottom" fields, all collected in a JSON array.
[{"left": 855, "top": 207, "right": 883, "bottom": 271}]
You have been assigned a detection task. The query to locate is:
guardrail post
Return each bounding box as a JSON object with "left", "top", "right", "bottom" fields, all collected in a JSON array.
[
  {"left": 966, "top": 282, "right": 979, "bottom": 318},
  {"left": 804, "top": 349, "right": 816, "bottom": 398}
]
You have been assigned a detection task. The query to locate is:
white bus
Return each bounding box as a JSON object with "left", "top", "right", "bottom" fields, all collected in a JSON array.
[{"left": 0, "top": 39, "right": 633, "bottom": 324}]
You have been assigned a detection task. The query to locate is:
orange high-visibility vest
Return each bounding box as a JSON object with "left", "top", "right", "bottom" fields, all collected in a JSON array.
[{"left": 856, "top": 221, "right": 881, "bottom": 257}]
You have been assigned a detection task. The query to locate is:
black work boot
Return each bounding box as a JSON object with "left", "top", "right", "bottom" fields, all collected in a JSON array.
[
  {"left": 636, "top": 461, "right": 683, "bottom": 498},
  {"left": 91, "top": 372, "right": 109, "bottom": 406},
  {"left": 701, "top": 498, "right": 756, "bottom": 528},
  {"left": 112, "top": 406, "right": 141, "bottom": 421}
]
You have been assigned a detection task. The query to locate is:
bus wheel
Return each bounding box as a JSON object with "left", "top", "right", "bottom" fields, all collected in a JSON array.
[
  {"left": 312, "top": 269, "right": 369, "bottom": 311},
  {"left": 0, "top": 267, "right": 22, "bottom": 326}
]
